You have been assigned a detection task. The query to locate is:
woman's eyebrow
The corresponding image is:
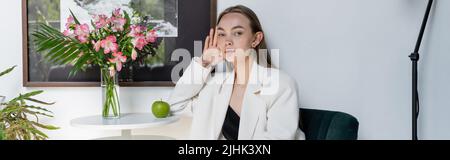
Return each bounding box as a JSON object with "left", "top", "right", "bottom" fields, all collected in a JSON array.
[
  {"left": 217, "top": 26, "right": 245, "bottom": 31},
  {"left": 231, "top": 26, "right": 244, "bottom": 30}
]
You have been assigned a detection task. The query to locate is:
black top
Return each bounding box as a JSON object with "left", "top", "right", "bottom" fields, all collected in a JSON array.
[{"left": 222, "top": 106, "right": 240, "bottom": 140}]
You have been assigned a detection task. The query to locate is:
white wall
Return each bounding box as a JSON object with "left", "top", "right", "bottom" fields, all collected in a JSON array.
[{"left": 0, "top": 0, "right": 449, "bottom": 140}]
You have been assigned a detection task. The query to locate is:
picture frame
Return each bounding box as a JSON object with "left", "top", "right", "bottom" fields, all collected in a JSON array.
[{"left": 22, "top": 0, "right": 217, "bottom": 87}]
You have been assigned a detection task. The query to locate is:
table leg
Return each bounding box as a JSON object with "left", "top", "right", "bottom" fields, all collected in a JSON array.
[{"left": 121, "top": 130, "right": 132, "bottom": 136}]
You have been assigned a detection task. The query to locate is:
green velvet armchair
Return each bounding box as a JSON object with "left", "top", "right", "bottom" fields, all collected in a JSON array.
[{"left": 299, "top": 108, "right": 359, "bottom": 140}]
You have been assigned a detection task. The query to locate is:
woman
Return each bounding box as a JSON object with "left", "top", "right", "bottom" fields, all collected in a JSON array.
[{"left": 169, "top": 5, "right": 304, "bottom": 140}]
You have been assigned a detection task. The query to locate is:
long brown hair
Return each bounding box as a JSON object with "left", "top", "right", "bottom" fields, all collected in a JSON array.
[{"left": 217, "top": 5, "right": 272, "bottom": 68}]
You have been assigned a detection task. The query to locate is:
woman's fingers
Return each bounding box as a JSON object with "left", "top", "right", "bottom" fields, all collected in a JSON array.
[
  {"left": 212, "top": 27, "right": 218, "bottom": 47},
  {"left": 209, "top": 28, "right": 214, "bottom": 47},
  {"left": 204, "top": 36, "right": 210, "bottom": 51}
]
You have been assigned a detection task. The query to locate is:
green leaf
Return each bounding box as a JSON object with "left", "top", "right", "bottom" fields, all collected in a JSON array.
[
  {"left": 69, "top": 9, "right": 81, "bottom": 25},
  {"left": 24, "top": 98, "right": 55, "bottom": 105},
  {"left": 31, "top": 122, "right": 59, "bottom": 130},
  {"left": 22, "top": 109, "right": 54, "bottom": 118},
  {"left": 0, "top": 128, "right": 4, "bottom": 140},
  {"left": 31, "top": 25, "right": 81, "bottom": 66},
  {"left": 0, "top": 89, "right": 58, "bottom": 140},
  {"left": 48, "top": 43, "right": 79, "bottom": 65},
  {"left": 49, "top": 42, "right": 78, "bottom": 62},
  {"left": 37, "top": 39, "right": 61, "bottom": 53},
  {"left": 91, "top": 20, "right": 96, "bottom": 29},
  {"left": 58, "top": 47, "right": 81, "bottom": 65},
  {"left": 35, "top": 37, "right": 63, "bottom": 51},
  {"left": 10, "top": 90, "right": 43, "bottom": 102},
  {"left": 22, "top": 90, "right": 44, "bottom": 97},
  {"left": 0, "top": 65, "right": 16, "bottom": 77},
  {"left": 24, "top": 105, "right": 54, "bottom": 114},
  {"left": 0, "top": 106, "right": 20, "bottom": 114},
  {"left": 38, "top": 23, "right": 65, "bottom": 38},
  {"left": 45, "top": 41, "right": 70, "bottom": 62},
  {"left": 124, "top": 11, "right": 131, "bottom": 32},
  {"left": 68, "top": 53, "right": 91, "bottom": 78},
  {"left": 27, "top": 126, "right": 49, "bottom": 139}
]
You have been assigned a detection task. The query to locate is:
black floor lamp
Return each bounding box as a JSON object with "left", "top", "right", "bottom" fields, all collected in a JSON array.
[{"left": 409, "top": 0, "right": 434, "bottom": 140}]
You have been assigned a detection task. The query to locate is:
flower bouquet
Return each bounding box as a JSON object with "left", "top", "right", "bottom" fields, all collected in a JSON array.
[{"left": 32, "top": 8, "right": 158, "bottom": 118}]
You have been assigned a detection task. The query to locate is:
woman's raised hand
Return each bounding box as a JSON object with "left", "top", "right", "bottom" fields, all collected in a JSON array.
[{"left": 201, "top": 28, "right": 223, "bottom": 67}]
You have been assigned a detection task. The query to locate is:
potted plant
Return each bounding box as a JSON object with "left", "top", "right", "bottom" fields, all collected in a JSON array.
[{"left": 0, "top": 66, "right": 59, "bottom": 140}]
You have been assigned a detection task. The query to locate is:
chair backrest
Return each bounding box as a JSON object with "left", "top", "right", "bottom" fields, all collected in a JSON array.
[{"left": 299, "top": 108, "right": 359, "bottom": 140}]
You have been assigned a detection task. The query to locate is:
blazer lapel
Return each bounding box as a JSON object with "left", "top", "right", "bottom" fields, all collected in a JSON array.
[
  {"left": 238, "top": 85, "right": 265, "bottom": 139},
  {"left": 212, "top": 69, "right": 234, "bottom": 139},
  {"left": 238, "top": 61, "right": 266, "bottom": 140}
]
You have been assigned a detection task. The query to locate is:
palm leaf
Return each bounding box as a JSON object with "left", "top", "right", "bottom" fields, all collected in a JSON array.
[
  {"left": 45, "top": 40, "right": 70, "bottom": 60},
  {"left": 25, "top": 125, "right": 49, "bottom": 139},
  {"left": 68, "top": 53, "right": 92, "bottom": 78},
  {"left": 22, "top": 109, "right": 54, "bottom": 118},
  {"left": 48, "top": 43, "right": 79, "bottom": 65},
  {"left": 0, "top": 65, "right": 16, "bottom": 77},
  {"left": 46, "top": 42, "right": 80, "bottom": 65},
  {"left": 32, "top": 23, "right": 86, "bottom": 75},
  {"left": 31, "top": 122, "right": 59, "bottom": 130},
  {"left": 32, "top": 23, "right": 80, "bottom": 65},
  {"left": 24, "top": 105, "right": 54, "bottom": 114},
  {"left": 0, "top": 106, "right": 20, "bottom": 114},
  {"left": 58, "top": 47, "right": 81, "bottom": 65},
  {"left": 10, "top": 90, "right": 43, "bottom": 102},
  {"left": 24, "top": 98, "right": 55, "bottom": 105},
  {"left": 69, "top": 9, "right": 81, "bottom": 25},
  {"left": 19, "top": 120, "right": 48, "bottom": 140}
]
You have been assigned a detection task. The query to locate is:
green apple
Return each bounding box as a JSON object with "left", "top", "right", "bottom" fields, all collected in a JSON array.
[{"left": 152, "top": 100, "right": 170, "bottom": 118}]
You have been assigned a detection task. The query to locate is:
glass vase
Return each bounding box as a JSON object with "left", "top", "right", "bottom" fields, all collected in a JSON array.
[{"left": 101, "top": 68, "right": 120, "bottom": 118}]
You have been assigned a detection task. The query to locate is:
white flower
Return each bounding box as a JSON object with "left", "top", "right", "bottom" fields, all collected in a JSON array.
[{"left": 131, "top": 16, "right": 142, "bottom": 25}]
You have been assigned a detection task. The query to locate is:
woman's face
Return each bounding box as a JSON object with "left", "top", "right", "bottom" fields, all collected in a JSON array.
[{"left": 217, "top": 13, "right": 260, "bottom": 63}]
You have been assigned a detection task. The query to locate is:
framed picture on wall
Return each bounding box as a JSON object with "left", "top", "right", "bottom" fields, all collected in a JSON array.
[{"left": 22, "top": 0, "right": 217, "bottom": 87}]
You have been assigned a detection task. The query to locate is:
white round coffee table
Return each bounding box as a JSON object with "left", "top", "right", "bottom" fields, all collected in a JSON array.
[{"left": 70, "top": 113, "right": 179, "bottom": 140}]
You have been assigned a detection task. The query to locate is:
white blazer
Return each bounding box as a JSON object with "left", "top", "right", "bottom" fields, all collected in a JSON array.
[{"left": 168, "top": 57, "right": 305, "bottom": 140}]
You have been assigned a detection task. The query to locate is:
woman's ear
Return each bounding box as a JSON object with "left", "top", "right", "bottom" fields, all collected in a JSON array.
[{"left": 252, "top": 32, "right": 264, "bottom": 48}]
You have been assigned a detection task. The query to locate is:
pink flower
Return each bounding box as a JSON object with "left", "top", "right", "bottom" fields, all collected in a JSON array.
[
  {"left": 110, "top": 16, "right": 126, "bottom": 32},
  {"left": 62, "top": 29, "right": 76, "bottom": 39},
  {"left": 131, "top": 49, "right": 137, "bottom": 61},
  {"left": 132, "top": 35, "right": 147, "bottom": 51},
  {"left": 108, "top": 52, "right": 127, "bottom": 71},
  {"left": 65, "top": 15, "right": 75, "bottom": 30},
  {"left": 145, "top": 30, "right": 157, "bottom": 43},
  {"left": 93, "top": 14, "right": 109, "bottom": 29},
  {"left": 74, "top": 24, "right": 90, "bottom": 43},
  {"left": 75, "top": 24, "right": 89, "bottom": 36},
  {"left": 129, "top": 25, "right": 145, "bottom": 37},
  {"left": 113, "top": 8, "right": 122, "bottom": 17},
  {"left": 77, "top": 36, "right": 89, "bottom": 43},
  {"left": 67, "top": 15, "right": 74, "bottom": 24},
  {"left": 101, "top": 36, "right": 118, "bottom": 54},
  {"left": 63, "top": 30, "right": 71, "bottom": 36},
  {"left": 92, "top": 40, "right": 101, "bottom": 52}
]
